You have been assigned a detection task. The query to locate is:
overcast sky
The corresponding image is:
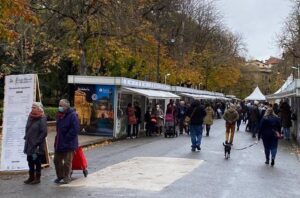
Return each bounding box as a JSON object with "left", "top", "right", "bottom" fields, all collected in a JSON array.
[{"left": 215, "top": 0, "right": 293, "bottom": 61}]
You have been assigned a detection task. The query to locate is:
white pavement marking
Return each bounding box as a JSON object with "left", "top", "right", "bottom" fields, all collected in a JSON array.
[{"left": 63, "top": 157, "right": 203, "bottom": 191}]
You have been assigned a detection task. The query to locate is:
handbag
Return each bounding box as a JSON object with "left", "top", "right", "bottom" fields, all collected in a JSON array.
[
  {"left": 184, "top": 107, "right": 197, "bottom": 125},
  {"left": 165, "top": 114, "right": 173, "bottom": 121},
  {"left": 274, "top": 130, "right": 284, "bottom": 139},
  {"left": 151, "top": 118, "right": 157, "bottom": 123}
]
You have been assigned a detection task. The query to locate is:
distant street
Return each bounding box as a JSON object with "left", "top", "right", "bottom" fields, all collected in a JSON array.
[{"left": 1, "top": 119, "right": 300, "bottom": 198}]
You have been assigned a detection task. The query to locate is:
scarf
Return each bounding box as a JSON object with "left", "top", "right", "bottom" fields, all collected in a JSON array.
[
  {"left": 57, "top": 111, "right": 65, "bottom": 119},
  {"left": 29, "top": 110, "right": 44, "bottom": 118}
]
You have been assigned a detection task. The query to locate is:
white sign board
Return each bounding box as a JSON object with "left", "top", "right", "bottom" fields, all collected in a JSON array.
[{"left": 1, "top": 74, "right": 36, "bottom": 171}]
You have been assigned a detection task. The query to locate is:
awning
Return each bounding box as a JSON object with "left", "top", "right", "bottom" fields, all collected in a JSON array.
[
  {"left": 123, "top": 87, "right": 180, "bottom": 99},
  {"left": 179, "top": 93, "right": 217, "bottom": 99}
]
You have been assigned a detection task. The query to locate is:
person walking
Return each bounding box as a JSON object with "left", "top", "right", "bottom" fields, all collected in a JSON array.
[
  {"left": 258, "top": 107, "right": 281, "bottom": 166},
  {"left": 279, "top": 101, "right": 292, "bottom": 140},
  {"left": 186, "top": 100, "right": 206, "bottom": 152},
  {"left": 54, "top": 99, "right": 80, "bottom": 184},
  {"left": 126, "top": 103, "right": 137, "bottom": 139},
  {"left": 223, "top": 103, "right": 239, "bottom": 145},
  {"left": 236, "top": 104, "right": 243, "bottom": 131},
  {"left": 203, "top": 103, "right": 214, "bottom": 136},
  {"left": 23, "top": 102, "right": 47, "bottom": 184},
  {"left": 249, "top": 101, "right": 260, "bottom": 138}
]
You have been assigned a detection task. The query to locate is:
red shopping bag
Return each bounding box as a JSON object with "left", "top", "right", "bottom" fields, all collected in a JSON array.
[{"left": 72, "top": 146, "right": 88, "bottom": 170}]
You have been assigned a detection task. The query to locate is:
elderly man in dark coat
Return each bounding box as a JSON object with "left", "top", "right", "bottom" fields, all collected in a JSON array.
[{"left": 54, "top": 99, "right": 80, "bottom": 184}]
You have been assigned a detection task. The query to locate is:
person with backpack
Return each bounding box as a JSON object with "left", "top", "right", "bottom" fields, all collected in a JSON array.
[{"left": 223, "top": 103, "right": 239, "bottom": 145}]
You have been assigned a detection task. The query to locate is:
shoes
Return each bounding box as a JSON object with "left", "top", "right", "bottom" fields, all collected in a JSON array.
[
  {"left": 191, "top": 147, "right": 196, "bottom": 152},
  {"left": 60, "top": 178, "right": 71, "bottom": 184},
  {"left": 196, "top": 145, "right": 201, "bottom": 151},
  {"left": 54, "top": 178, "right": 62, "bottom": 184},
  {"left": 265, "top": 160, "right": 269, "bottom": 165},
  {"left": 252, "top": 135, "right": 256, "bottom": 138},
  {"left": 237, "top": 127, "right": 239, "bottom": 131},
  {"left": 206, "top": 133, "right": 209, "bottom": 136},
  {"left": 271, "top": 159, "right": 275, "bottom": 166}
]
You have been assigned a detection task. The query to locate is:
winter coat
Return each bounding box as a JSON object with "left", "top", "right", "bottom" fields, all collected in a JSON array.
[
  {"left": 204, "top": 106, "right": 214, "bottom": 125},
  {"left": 249, "top": 106, "right": 260, "bottom": 122},
  {"left": 55, "top": 108, "right": 79, "bottom": 152},
  {"left": 258, "top": 115, "right": 281, "bottom": 140},
  {"left": 24, "top": 116, "right": 47, "bottom": 155},
  {"left": 186, "top": 101, "right": 206, "bottom": 125},
  {"left": 134, "top": 105, "right": 142, "bottom": 124},
  {"left": 279, "top": 103, "right": 292, "bottom": 128},
  {"left": 155, "top": 108, "right": 164, "bottom": 127},
  {"left": 223, "top": 108, "right": 239, "bottom": 123},
  {"left": 177, "top": 106, "right": 187, "bottom": 120},
  {"left": 126, "top": 107, "right": 137, "bottom": 125},
  {"left": 144, "top": 111, "right": 151, "bottom": 124}
]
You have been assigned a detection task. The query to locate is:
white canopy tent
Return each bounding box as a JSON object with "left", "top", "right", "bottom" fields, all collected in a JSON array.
[
  {"left": 245, "top": 86, "right": 266, "bottom": 101},
  {"left": 274, "top": 74, "right": 293, "bottom": 94}
]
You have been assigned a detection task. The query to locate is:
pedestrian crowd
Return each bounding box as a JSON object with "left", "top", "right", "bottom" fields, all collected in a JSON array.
[
  {"left": 23, "top": 97, "right": 296, "bottom": 186},
  {"left": 125, "top": 98, "right": 296, "bottom": 167}
]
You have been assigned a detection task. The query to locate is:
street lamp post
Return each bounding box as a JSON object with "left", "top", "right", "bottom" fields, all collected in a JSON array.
[
  {"left": 291, "top": 65, "right": 300, "bottom": 79},
  {"left": 164, "top": 73, "right": 171, "bottom": 84}
]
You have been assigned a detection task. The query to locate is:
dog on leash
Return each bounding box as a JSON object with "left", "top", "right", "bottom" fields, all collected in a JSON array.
[{"left": 223, "top": 142, "right": 232, "bottom": 159}]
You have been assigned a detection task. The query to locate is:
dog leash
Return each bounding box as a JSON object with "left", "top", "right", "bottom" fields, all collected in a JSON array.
[{"left": 232, "top": 141, "right": 258, "bottom": 150}]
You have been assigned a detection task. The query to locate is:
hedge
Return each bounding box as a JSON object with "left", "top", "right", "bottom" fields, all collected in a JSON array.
[{"left": 0, "top": 107, "right": 58, "bottom": 122}]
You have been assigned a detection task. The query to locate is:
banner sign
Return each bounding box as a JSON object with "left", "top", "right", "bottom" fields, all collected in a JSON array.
[
  {"left": 74, "top": 85, "right": 115, "bottom": 136},
  {"left": 0, "top": 74, "right": 35, "bottom": 171}
]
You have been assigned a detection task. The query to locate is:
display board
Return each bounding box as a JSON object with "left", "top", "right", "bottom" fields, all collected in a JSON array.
[
  {"left": 74, "top": 85, "right": 115, "bottom": 136},
  {"left": 0, "top": 74, "right": 49, "bottom": 171}
]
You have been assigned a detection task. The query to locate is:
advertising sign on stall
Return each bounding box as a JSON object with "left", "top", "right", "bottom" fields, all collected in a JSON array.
[
  {"left": 74, "top": 85, "right": 115, "bottom": 136},
  {"left": 1, "top": 74, "right": 35, "bottom": 171}
]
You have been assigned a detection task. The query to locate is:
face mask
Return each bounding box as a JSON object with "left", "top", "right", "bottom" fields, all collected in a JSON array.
[{"left": 58, "top": 106, "right": 65, "bottom": 112}]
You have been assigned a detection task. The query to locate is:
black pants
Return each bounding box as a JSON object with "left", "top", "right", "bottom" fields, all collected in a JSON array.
[
  {"left": 133, "top": 123, "right": 139, "bottom": 137},
  {"left": 179, "top": 118, "right": 186, "bottom": 134},
  {"left": 27, "top": 154, "right": 42, "bottom": 174},
  {"left": 206, "top": 125, "right": 211, "bottom": 134},
  {"left": 127, "top": 124, "right": 137, "bottom": 137}
]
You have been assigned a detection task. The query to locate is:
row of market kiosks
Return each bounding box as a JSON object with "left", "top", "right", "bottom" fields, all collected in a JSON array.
[
  {"left": 68, "top": 75, "right": 230, "bottom": 138},
  {"left": 267, "top": 78, "right": 300, "bottom": 144}
]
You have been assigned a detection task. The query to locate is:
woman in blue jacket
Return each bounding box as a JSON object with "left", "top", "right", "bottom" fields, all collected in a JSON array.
[{"left": 258, "top": 107, "right": 281, "bottom": 166}]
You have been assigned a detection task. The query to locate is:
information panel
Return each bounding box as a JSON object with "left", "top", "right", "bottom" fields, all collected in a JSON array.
[{"left": 0, "top": 74, "right": 35, "bottom": 171}]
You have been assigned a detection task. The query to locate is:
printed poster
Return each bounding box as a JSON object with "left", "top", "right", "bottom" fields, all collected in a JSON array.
[
  {"left": 1, "top": 74, "right": 35, "bottom": 171},
  {"left": 74, "top": 85, "right": 115, "bottom": 136}
]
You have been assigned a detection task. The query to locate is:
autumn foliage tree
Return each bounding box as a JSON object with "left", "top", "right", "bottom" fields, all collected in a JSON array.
[{"left": 0, "top": 0, "right": 247, "bottom": 101}]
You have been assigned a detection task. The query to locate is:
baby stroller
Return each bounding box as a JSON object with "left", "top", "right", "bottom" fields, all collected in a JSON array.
[{"left": 164, "top": 114, "right": 178, "bottom": 138}]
